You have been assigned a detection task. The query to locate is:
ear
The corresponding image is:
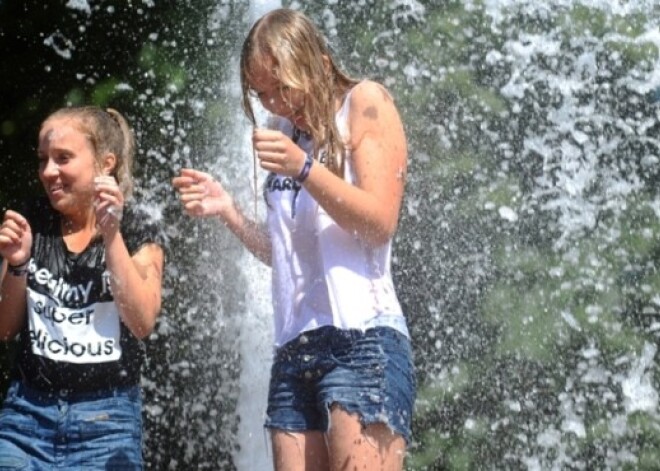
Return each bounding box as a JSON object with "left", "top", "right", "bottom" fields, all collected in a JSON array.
[
  {"left": 101, "top": 153, "right": 117, "bottom": 176},
  {"left": 322, "top": 55, "right": 331, "bottom": 75}
]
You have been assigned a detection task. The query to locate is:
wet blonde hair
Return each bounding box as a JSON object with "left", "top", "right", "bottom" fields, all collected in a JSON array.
[
  {"left": 240, "top": 8, "right": 359, "bottom": 177},
  {"left": 43, "top": 106, "right": 135, "bottom": 198}
]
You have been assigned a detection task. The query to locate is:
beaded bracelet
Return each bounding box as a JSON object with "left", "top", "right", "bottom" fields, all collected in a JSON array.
[
  {"left": 296, "top": 152, "right": 314, "bottom": 183},
  {"left": 7, "top": 259, "right": 29, "bottom": 277}
]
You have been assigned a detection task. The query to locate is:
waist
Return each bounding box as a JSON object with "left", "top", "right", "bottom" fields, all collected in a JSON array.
[
  {"left": 14, "top": 332, "right": 144, "bottom": 394},
  {"left": 9, "top": 379, "right": 141, "bottom": 403},
  {"left": 363, "top": 314, "right": 409, "bottom": 338}
]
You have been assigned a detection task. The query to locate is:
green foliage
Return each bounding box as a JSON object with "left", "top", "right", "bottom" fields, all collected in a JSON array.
[
  {"left": 64, "top": 88, "right": 87, "bottom": 107},
  {"left": 317, "top": 0, "right": 660, "bottom": 469},
  {"left": 89, "top": 79, "right": 121, "bottom": 107}
]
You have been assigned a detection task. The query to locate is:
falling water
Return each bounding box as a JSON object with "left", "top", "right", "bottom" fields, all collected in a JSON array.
[
  {"left": 152, "top": 0, "right": 660, "bottom": 468},
  {"left": 9, "top": 1, "right": 659, "bottom": 469},
  {"left": 230, "top": 6, "right": 280, "bottom": 471},
  {"left": 395, "top": 1, "right": 660, "bottom": 469}
]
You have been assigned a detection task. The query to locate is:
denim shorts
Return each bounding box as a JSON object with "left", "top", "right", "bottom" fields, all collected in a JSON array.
[
  {"left": 265, "top": 325, "right": 416, "bottom": 444},
  {"left": 0, "top": 381, "right": 143, "bottom": 470}
]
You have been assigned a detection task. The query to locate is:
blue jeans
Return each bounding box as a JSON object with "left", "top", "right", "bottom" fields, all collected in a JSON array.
[
  {"left": 0, "top": 381, "right": 143, "bottom": 470},
  {"left": 265, "top": 326, "right": 416, "bottom": 443}
]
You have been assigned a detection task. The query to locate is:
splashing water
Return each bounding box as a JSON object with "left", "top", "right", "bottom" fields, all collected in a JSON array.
[
  {"left": 188, "top": 1, "right": 660, "bottom": 469},
  {"left": 232, "top": 2, "right": 281, "bottom": 470},
  {"left": 45, "top": 1, "right": 660, "bottom": 469}
]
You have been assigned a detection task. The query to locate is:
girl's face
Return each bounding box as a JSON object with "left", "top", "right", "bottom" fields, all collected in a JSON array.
[
  {"left": 248, "top": 61, "right": 307, "bottom": 130},
  {"left": 38, "top": 117, "right": 99, "bottom": 216}
]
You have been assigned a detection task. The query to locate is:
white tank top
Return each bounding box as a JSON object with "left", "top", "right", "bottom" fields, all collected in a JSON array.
[{"left": 265, "top": 86, "right": 408, "bottom": 347}]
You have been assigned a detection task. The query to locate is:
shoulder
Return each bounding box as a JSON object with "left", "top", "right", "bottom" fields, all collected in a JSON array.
[
  {"left": 349, "top": 80, "right": 396, "bottom": 110},
  {"left": 347, "top": 80, "right": 403, "bottom": 139},
  {"left": 348, "top": 80, "right": 401, "bottom": 126},
  {"left": 121, "top": 203, "right": 168, "bottom": 255}
]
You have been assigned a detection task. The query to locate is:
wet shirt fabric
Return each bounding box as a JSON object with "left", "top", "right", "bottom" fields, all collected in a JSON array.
[
  {"left": 265, "top": 85, "right": 408, "bottom": 348},
  {"left": 12, "top": 197, "right": 164, "bottom": 393}
]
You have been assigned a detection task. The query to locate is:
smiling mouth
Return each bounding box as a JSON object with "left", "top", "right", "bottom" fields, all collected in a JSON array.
[{"left": 48, "top": 184, "right": 65, "bottom": 195}]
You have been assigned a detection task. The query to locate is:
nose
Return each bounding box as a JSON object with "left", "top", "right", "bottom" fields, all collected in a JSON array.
[{"left": 40, "top": 158, "right": 60, "bottom": 178}]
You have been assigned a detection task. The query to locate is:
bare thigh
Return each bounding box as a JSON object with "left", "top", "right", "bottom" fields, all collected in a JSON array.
[
  {"left": 326, "top": 405, "right": 406, "bottom": 471},
  {"left": 271, "top": 429, "right": 330, "bottom": 471},
  {"left": 270, "top": 407, "right": 406, "bottom": 471}
]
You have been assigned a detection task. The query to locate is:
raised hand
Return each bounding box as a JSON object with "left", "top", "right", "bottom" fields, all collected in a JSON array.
[
  {"left": 0, "top": 210, "right": 33, "bottom": 267},
  {"left": 253, "top": 128, "right": 307, "bottom": 178},
  {"left": 94, "top": 176, "right": 124, "bottom": 237},
  {"left": 172, "top": 169, "right": 234, "bottom": 219}
]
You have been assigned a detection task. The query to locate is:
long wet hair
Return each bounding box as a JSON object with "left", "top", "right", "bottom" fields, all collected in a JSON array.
[
  {"left": 44, "top": 106, "right": 135, "bottom": 198},
  {"left": 240, "top": 8, "right": 359, "bottom": 177}
]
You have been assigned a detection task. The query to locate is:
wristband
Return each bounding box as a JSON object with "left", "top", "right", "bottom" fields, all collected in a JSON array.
[
  {"left": 7, "top": 259, "right": 29, "bottom": 277},
  {"left": 296, "top": 153, "right": 314, "bottom": 183}
]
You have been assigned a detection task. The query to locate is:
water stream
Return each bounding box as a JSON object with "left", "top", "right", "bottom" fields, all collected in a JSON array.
[
  {"left": 176, "top": 1, "right": 660, "bottom": 468},
  {"left": 231, "top": 6, "right": 280, "bottom": 471}
]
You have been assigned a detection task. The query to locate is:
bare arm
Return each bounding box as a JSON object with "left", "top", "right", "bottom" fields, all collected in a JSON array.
[
  {"left": 0, "top": 210, "right": 32, "bottom": 340},
  {"left": 214, "top": 198, "right": 272, "bottom": 266},
  {"left": 104, "top": 235, "right": 164, "bottom": 339},
  {"left": 254, "top": 80, "right": 407, "bottom": 247},
  {"left": 305, "top": 81, "right": 407, "bottom": 245},
  {"left": 0, "top": 261, "right": 28, "bottom": 340},
  {"left": 172, "top": 169, "right": 272, "bottom": 265},
  {"left": 94, "top": 177, "right": 164, "bottom": 339}
]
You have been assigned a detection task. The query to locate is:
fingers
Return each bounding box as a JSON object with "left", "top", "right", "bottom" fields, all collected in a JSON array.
[
  {"left": 174, "top": 183, "right": 214, "bottom": 214},
  {"left": 171, "top": 169, "right": 231, "bottom": 218},
  {"left": 253, "top": 130, "right": 288, "bottom": 152},
  {"left": 179, "top": 168, "right": 213, "bottom": 182},
  {"left": 0, "top": 232, "right": 20, "bottom": 247},
  {"left": 0, "top": 211, "right": 31, "bottom": 259},
  {"left": 92, "top": 178, "right": 124, "bottom": 231},
  {"left": 0, "top": 212, "right": 29, "bottom": 244},
  {"left": 94, "top": 177, "right": 123, "bottom": 204},
  {"left": 181, "top": 200, "right": 205, "bottom": 217},
  {"left": 253, "top": 130, "right": 294, "bottom": 169},
  {"left": 96, "top": 197, "right": 122, "bottom": 215},
  {"left": 252, "top": 129, "right": 305, "bottom": 175},
  {"left": 0, "top": 223, "right": 23, "bottom": 244},
  {"left": 3, "top": 210, "right": 29, "bottom": 229},
  {"left": 180, "top": 168, "right": 207, "bottom": 178},
  {"left": 172, "top": 169, "right": 223, "bottom": 198},
  {"left": 179, "top": 190, "right": 209, "bottom": 205},
  {"left": 172, "top": 170, "right": 209, "bottom": 217},
  {"left": 173, "top": 180, "right": 208, "bottom": 195},
  {"left": 94, "top": 175, "right": 118, "bottom": 186},
  {"left": 172, "top": 169, "right": 212, "bottom": 190},
  {"left": 94, "top": 177, "right": 123, "bottom": 221},
  {"left": 253, "top": 128, "right": 283, "bottom": 141}
]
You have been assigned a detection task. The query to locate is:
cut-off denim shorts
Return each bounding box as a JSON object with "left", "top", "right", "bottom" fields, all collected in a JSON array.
[
  {"left": 265, "top": 325, "right": 416, "bottom": 444},
  {"left": 0, "top": 380, "right": 143, "bottom": 470}
]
